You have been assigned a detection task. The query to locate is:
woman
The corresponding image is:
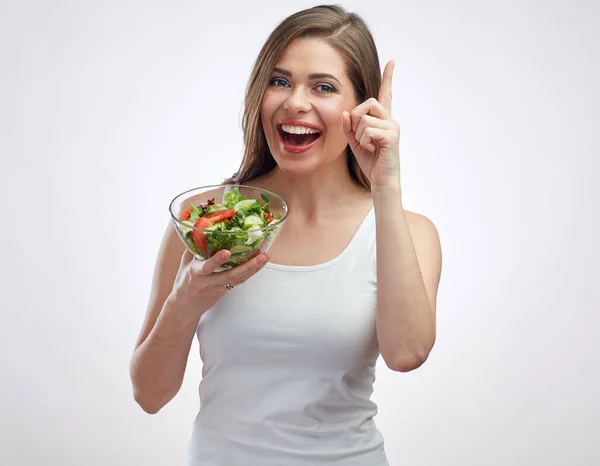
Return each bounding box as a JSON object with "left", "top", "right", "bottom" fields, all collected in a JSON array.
[{"left": 130, "top": 5, "right": 442, "bottom": 465}]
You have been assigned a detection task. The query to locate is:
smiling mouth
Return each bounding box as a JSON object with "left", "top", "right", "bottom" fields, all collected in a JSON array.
[{"left": 277, "top": 125, "right": 323, "bottom": 147}]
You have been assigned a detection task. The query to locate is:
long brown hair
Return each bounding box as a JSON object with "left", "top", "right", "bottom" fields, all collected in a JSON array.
[{"left": 223, "top": 4, "right": 382, "bottom": 190}]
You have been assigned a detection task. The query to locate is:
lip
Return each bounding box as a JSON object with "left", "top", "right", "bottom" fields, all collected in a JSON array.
[
  {"left": 277, "top": 125, "right": 322, "bottom": 154},
  {"left": 278, "top": 119, "right": 323, "bottom": 132}
]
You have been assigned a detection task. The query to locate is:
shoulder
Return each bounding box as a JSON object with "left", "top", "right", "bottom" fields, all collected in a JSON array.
[
  {"left": 404, "top": 210, "right": 439, "bottom": 237},
  {"left": 404, "top": 209, "right": 441, "bottom": 251},
  {"left": 404, "top": 210, "right": 442, "bottom": 270},
  {"left": 403, "top": 210, "right": 443, "bottom": 311}
]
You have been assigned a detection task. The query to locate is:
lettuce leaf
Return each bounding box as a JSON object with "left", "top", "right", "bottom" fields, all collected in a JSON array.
[
  {"left": 229, "top": 210, "right": 246, "bottom": 229},
  {"left": 224, "top": 189, "right": 245, "bottom": 209},
  {"left": 189, "top": 203, "right": 203, "bottom": 222},
  {"left": 205, "top": 223, "right": 249, "bottom": 252}
]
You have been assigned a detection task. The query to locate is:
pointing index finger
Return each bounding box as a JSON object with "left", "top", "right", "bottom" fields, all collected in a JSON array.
[{"left": 378, "top": 60, "right": 395, "bottom": 113}]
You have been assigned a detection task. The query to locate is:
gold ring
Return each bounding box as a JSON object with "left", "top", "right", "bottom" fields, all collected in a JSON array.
[{"left": 224, "top": 282, "right": 234, "bottom": 291}]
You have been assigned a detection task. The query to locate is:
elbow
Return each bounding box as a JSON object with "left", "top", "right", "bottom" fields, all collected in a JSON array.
[
  {"left": 130, "top": 370, "right": 169, "bottom": 415},
  {"left": 130, "top": 357, "right": 171, "bottom": 415},
  {"left": 385, "top": 344, "right": 434, "bottom": 373},
  {"left": 131, "top": 377, "right": 180, "bottom": 414},
  {"left": 387, "top": 355, "right": 427, "bottom": 372},
  {"left": 133, "top": 388, "right": 165, "bottom": 415},
  {"left": 139, "top": 403, "right": 162, "bottom": 415}
]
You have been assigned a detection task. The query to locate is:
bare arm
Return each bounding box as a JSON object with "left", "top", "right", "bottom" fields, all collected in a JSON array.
[
  {"left": 373, "top": 186, "right": 442, "bottom": 372},
  {"left": 129, "top": 223, "right": 198, "bottom": 414},
  {"left": 130, "top": 296, "right": 205, "bottom": 413},
  {"left": 129, "top": 222, "right": 270, "bottom": 414}
]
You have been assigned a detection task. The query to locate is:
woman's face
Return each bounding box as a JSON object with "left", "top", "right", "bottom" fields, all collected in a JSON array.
[{"left": 260, "top": 37, "right": 358, "bottom": 176}]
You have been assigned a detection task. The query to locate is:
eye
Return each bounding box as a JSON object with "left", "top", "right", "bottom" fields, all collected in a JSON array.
[
  {"left": 316, "top": 83, "right": 336, "bottom": 93},
  {"left": 270, "top": 77, "right": 290, "bottom": 88}
]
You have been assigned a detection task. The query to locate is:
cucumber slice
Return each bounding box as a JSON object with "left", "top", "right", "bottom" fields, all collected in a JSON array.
[
  {"left": 205, "top": 204, "right": 228, "bottom": 215},
  {"left": 243, "top": 215, "right": 264, "bottom": 229},
  {"left": 233, "top": 199, "right": 257, "bottom": 212}
]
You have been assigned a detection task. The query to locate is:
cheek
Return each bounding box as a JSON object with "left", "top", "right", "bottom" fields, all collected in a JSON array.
[
  {"left": 318, "top": 101, "right": 342, "bottom": 123},
  {"left": 261, "top": 91, "right": 281, "bottom": 118},
  {"left": 317, "top": 98, "right": 352, "bottom": 132},
  {"left": 260, "top": 98, "right": 276, "bottom": 136},
  {"left": 315, "top": 104, "right": 345, "bottom": 141}
]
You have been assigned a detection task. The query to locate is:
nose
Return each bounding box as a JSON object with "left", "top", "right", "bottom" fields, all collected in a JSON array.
[{"left": 283, "top": 86, "right": 312, "bottom": 114}]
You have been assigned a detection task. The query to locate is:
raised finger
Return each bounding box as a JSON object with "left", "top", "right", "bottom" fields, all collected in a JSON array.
[{"left": 378, "top": 60, "right": 394, "bottom": 113}]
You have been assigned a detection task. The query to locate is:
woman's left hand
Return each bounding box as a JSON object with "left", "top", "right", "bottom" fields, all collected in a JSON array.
[{"left": 341, "top": 60, "right": 401, "bottom": 190}]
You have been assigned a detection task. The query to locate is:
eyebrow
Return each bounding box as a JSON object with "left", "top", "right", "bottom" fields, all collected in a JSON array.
[{"left": 273, "top": 67, "right": 342, "bottom": 86}]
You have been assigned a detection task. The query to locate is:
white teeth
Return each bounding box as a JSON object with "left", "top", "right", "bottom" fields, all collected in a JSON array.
[{"left": 280, "top": 124, "right": 320, "bottom": 135}]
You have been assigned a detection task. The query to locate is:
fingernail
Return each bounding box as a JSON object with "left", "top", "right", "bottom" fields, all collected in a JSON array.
[
  {"left": 221, "top": 251, "right": 230, "bottom": 260},
  {"left": 257, "top": 254, "right": 267, "bottom": 264}
]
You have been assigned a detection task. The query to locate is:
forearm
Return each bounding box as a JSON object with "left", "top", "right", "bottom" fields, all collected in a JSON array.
[
  {"left": 130, "top": 296, "right": 200, "bottom": 413},
  {"left": 373, "top": 186, "right": 435, "bottom": 371}
]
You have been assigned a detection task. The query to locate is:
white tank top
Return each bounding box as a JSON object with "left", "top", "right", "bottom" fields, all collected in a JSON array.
[{"left": 188, "top": 206, "right": 389, "bottom": 465}]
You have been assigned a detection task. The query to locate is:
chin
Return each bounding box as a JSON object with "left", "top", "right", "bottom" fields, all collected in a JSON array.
[{"left": 273, "top": 157, "right": 320, "bottom": 177}]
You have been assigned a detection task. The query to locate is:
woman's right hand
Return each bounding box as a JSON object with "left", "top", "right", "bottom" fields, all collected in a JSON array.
[{"left": 168, "top": 249, "right": 270, "bottom": 318}]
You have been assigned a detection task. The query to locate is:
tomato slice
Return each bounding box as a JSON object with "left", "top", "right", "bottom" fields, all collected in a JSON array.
[
  {"left": 179, "top": 206, "right": 193, "bottom": 221},
  {"left": 191, "top": 217, "right": 212, "bottom": 253},
  {"left": 204, "top": 209, "right": 235, "bottom": 223},
  {"left": 265, "top": 212, "right": 273, "bottom": 222}
]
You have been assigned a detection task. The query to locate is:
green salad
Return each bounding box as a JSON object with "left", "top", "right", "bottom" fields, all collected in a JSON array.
[{"left": 177, "top": 188, "right": 282, "bottom": 266}]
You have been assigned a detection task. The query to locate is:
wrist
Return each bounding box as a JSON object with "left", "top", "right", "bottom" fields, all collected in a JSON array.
[
  {"left": 372, "top": 182, "right": 402, "bottom": 200},
  {"left": 163, "top": 293, "right": 204, "bottom": 328}
]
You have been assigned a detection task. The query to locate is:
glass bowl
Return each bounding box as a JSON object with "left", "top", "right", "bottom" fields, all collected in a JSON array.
[{"left": 169, "top": 184, "right": 288, "bottom": 271}]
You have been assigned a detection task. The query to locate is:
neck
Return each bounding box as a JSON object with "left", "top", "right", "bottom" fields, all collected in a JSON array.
[{"left": 258, "top": 155, "right": 368, "bottom": 220}]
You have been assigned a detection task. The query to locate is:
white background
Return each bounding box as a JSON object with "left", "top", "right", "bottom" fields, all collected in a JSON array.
[{"left": 1, "top": 0, "right": 599, "bottom": 465}]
